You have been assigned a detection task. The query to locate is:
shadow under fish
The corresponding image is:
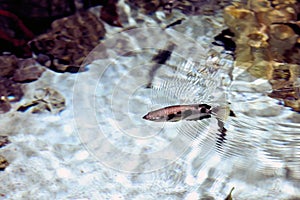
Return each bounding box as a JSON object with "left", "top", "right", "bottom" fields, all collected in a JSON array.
[
  {"left": 143, "top": 104, "right": 235, "bottom": 150},
  {"left": 146, "top": 43, "right": 176, "bottom": 88}
]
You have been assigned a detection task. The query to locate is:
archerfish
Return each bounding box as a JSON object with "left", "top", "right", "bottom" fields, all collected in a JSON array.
[
  {"left": 143, "top": 103, "right": 235, "bottom": 148},
  {"left": 143, "top": 104, "right": 235, "bottom": 122}
]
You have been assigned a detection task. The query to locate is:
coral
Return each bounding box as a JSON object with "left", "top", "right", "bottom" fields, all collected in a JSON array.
[{"left": 224, "top": 0, "right": 300, "bottom": 111}]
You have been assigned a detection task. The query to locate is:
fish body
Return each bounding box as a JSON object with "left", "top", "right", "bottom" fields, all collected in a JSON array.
[
  {"left": 143, "top": 104, "right": 212, "bottom": 122},
  {"left": 143, "top": 103, "right": 236, "bottom": 149},
  {"left": 143, "top": 104, "right": 235, "bottom": 122}
]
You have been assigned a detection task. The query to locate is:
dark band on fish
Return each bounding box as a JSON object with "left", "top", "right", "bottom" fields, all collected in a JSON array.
[
  {"left": 198, "top": 115, "right": 211, "bottom": 120},
  {"left": 167, "top": 113, "right": 176, "bottom": 121},
  {"left": 197, "top": 104, "right": 211, "bottom": 109}
]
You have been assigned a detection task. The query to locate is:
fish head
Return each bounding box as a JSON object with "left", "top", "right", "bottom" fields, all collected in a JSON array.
[{"left": 142, "top": 112, "right": 168, "bottom": 122}]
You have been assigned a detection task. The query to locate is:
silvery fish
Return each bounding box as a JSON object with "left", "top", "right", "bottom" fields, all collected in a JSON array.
[
  {"left": 143, "top": 104, "right": 235, "bottom": 122},
  {"left": 143, "top": 103, "right": 235, "bottom": 148}
]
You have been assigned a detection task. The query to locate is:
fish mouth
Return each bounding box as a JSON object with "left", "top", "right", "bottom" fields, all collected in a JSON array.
[
  {"left": 142, "top": 114, "right": 149, "bottom": 120},
  {"left": 142, "top": 114, "right": 163, "bottom": 122}
]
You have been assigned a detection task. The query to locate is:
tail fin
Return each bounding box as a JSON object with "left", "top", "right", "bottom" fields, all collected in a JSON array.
[{"left": 211, "top": 106, "right": 235, "bottom": 121}]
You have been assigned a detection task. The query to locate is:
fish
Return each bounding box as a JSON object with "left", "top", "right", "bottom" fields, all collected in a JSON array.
[
  {"left": 143, "top": 103, "right": 236, "bottom": 149},
  {"left": 143, "top": 103, "right": 235, "bottom": 122}
]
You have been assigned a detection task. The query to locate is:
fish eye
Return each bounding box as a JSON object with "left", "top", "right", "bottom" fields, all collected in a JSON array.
[{"left": 200, "top": 107, "right": 207, "bottom": 113}]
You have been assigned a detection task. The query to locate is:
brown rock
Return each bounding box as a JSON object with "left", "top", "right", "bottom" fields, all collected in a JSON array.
[
  {"left": 0, "top": 155, "right": 9, "bottom": 171},
  {"left": 0, "top": 136, "right": 10, "bottom": 148},
  {"left": 223, "top": 0, "right": 300, "bottom": 112},
  {"left": 13, "top": 59, "right": 45, "bottom": 83},
  {"left": 17, "top": 88, "right": 65, "bottom": 114},
  {"left": 0, "top": 97, "right": 11, "bottom": 114},
  {"left": 0, "top": 55, "right": 18, "bottom": 77},
  {"left": 29, "top": 11, "right": 106, "bottom": 73},
  {"left": 0, "top": 77, "right": 23, "bottom": 103},
  {"left": 127, "top": 0, "right": 231, "bottom": 15}
]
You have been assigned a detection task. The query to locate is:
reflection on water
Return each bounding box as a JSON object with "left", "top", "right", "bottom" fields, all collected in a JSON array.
[
  {"left": 74, "top": 25, "right": 300, "bottom": 199},
  {"left": 228, "top": 69, "right": 300, "bottom": 178},
  {"left": 224, "top": 0, "right": 300, "bottom": 112},
  {"left": 72, "top": 1, "right": 300, "bottom": 199},
  {"left": 1, "top": 1, "right": 300, "bottom": 199}
]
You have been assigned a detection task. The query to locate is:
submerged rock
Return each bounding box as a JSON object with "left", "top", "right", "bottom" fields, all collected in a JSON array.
[
  {"left": 0, "top": 56, "right": 45, "bottom": 113},
  {"left": 0, "top": 155, "right": 9, "bottom": 171},
  {"left": 0, "top": 97, "right": 11, "bottom": 114},
  {"left": 17, "top": 88, "right": 66, "bottom": 114},
  {"left": 29, "top": 11, "right": 106, "bottom": 73},
  {"left": 0, "top": 55, "right": 18, "bottom": 77},
  {"left": 0, "top": 77, "right": 23, "bottom": 102},
  {"left": 223, "top": 0, "right": 300, "bottom": 111},
  {"left": 12, "top": 58, "right": 45, "bottom": 83},
  {"left": 127, "top": 0, "right": 232, "bottom": 15},
  {"left": 0, "top": 135, "right": 10, "bottom": 148}
]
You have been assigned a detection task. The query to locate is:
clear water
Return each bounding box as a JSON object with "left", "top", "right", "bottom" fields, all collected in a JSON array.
[
  {"left": 72, "top": 13, "right": 300, "bottom": 199},
  {"left": 1, "top": 3, "right": 300, "bottom": 200}
]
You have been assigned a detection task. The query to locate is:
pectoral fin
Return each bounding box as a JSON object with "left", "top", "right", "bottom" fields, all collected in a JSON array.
[{"left": 212, "top": 106, "right": 235, "bottom": 121}]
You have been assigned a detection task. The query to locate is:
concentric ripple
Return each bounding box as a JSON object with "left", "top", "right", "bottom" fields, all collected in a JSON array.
[
  {"left": 222, "top": 69, "right": 300, "bottom": 180},
  {"left": 73, "top": 27, "right": 230, "bottom": 173}
]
